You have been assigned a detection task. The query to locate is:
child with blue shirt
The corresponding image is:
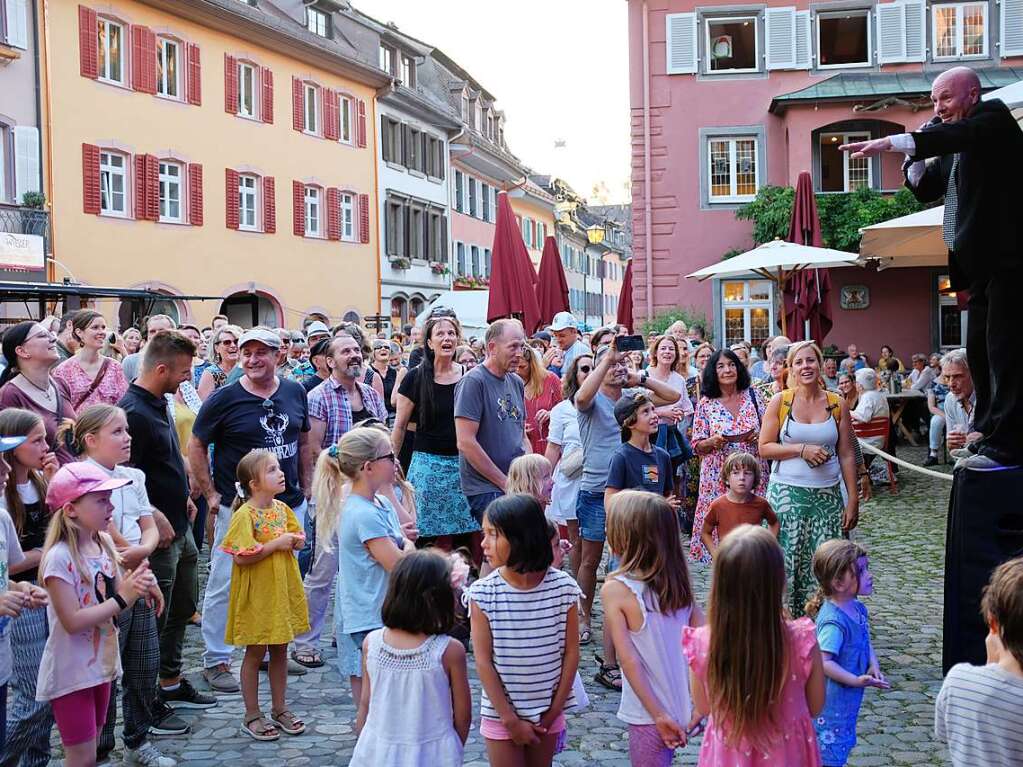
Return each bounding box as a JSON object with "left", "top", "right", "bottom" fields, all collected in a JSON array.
[{"left": 605, "top": 392, "right": 677, "bottom": 509}]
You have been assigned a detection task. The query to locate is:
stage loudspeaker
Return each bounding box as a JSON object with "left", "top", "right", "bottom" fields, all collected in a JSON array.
[{"left": 943, "top": 466, "right": 1023, "bottom": 674}]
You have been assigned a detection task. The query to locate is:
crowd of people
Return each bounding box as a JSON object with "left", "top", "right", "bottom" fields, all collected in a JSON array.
[{"left": 0, "top": 306, "right": 1015, "bottom": 767}]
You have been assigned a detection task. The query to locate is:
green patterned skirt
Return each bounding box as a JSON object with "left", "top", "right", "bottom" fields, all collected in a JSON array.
[{"left": 766, "top": 480, "right": 843, "bottom": 618}]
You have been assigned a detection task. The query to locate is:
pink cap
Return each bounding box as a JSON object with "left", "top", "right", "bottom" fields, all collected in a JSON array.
[{"left": 46, "top": 461, "right": 132, "bottom": 509}]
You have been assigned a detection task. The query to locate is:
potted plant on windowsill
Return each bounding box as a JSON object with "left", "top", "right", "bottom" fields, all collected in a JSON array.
[
  {"left": 389, "top": 256, "right": 411, "bottom": 270},
  {"left": 430, "top": 262, "right": 450, "bottom": 276},
  {"left": 453, "top": 276, "right": 490, "bottom": 291}
]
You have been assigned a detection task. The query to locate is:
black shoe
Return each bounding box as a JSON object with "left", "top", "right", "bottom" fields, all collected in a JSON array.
[
  {"left": 158, "top": 679, "right": 218, "bottom": 710},
  {"left": 923, "top": 455, "right": 939, "bottom": 467},
  {"left": 149, "top": 699, "right": 191, "bottom": 736}
]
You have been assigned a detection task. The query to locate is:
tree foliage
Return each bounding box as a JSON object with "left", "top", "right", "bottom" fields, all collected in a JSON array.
[{"left": 641, "top": 307, "right": 710, "bottom": 337}]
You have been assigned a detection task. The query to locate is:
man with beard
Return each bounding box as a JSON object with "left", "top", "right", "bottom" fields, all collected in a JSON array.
[{"left": 187, "top": 327, "right": 311, "bottom": 692}]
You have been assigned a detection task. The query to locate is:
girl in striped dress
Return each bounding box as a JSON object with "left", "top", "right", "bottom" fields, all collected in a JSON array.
[{"left": 469, "top": 494, "right": 581, "bottom": 766}]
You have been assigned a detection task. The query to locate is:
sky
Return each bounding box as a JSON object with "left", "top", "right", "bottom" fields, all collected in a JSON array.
[{"left": 361, "top": 0, "right": 632, "bottom": 205}]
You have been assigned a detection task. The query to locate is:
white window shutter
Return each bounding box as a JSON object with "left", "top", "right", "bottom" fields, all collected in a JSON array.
[
  {"left": 665, "top": 13, "right": 698, "bottom": 74},
  {"left": 903, "top": 1, "right": 925, "bottom": 61},
  {"left": 765, "top": 7, "right": 797, "bottom": 70},
  {"left": 795, "top": 11, "right": 812, "bottom": 69},
  {"left": 5, "top": 0, "right": 29, "bottom": 49},
  {"left": 1002, "top": 0, "right": 1023, "bottom": 57},
  {"left": 876, "top": 3, "right": 906, "bottom": 64},
  {"left": 13, "top": 126, "right": 40, "bottom": 203}
]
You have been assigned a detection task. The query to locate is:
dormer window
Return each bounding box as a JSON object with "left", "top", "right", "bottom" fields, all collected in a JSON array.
[
  {"left": 379, "top": 44, "right": 394, "bottom": 74},
  {"left": 461, "top": 93, "right": 470, "bottom": 123},
  {"left": 474, "top": 101, "right": 483, "bottom": 132},
  {"left": 306, "top": 7, "right": 330, "bottom": 38},
  {"left": 399, "top": 54, "right": 415, "bottom": 86}
]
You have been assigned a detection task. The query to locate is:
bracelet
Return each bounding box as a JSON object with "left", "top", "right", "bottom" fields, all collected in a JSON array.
[
  {"left": 799, "top": 444, "right": 806, "bottom": 459},
  {"left": 111, "top": 593, "right": 128, "bottom": 611}
]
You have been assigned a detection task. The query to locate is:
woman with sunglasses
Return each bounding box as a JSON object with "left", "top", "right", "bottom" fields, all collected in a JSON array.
[
  {"left": 368, "top": 340, "right": 400, "bottom": 428},
  {"left": 0, "top": 321, "right": 78, "bottom": 464},
  {"left": 197, "top": 324, "right": 243, "bottom": 401}
]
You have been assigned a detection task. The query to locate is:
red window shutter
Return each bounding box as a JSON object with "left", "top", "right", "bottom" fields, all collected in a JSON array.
[
  {"left": 357, "top": 99, "right": 367, "bottom": 148},
  {"left": 292, "top": 77, "right": 304, "bottom": 132},
  {"left": 144, "top": 28, "right": 157, "bottom": 94},
  {"left": 133, "top": 155, "right": 147, "bottom": 219},
  {"left": 225, "top": 168, "right": 240, "bottom": 229},
  {"left": 131, "top": 26, "right": 145, "bottom": 91},
  {"left": 323, "top": 89, "right": 339, "bottom": 141},
  {"left": 262, "top": 176, "right": 276, "bottom": 233},
  {"left": 188, "top": 163, "right": 203, "bottom": 226},
  {"left": 292, "top": 180, "right": 305, "bottom": 236},
  {"left": 131, "top": 26, "right": 156, "bottom": 94},
  {"left": 359, "top": 193, "right": 370, "bottom": 243},
  {"left": 78, "top": 6, "right": 98, "bottom": 79},
  {"left": 145, "top": 154, "right": 159, "bottom": 221},
  {"left": 224, "top": 54, "right": 237, "bottom": 114},
  {"left": 82, "top": 143, "right": 101, "bottom": 214},
  {"left": 186, "top": 44, "right": 201, "bottom": 106},
  {"left": 260, "top": 67, "right": 274, "bottom": 123},
  {"left": 326, "top": 187, "right": 341, "bottom": 241}
]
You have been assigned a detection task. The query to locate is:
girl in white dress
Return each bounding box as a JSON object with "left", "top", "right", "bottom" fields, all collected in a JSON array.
[{"left": 352, "top": 550, "right": 470, "bottom": 766}]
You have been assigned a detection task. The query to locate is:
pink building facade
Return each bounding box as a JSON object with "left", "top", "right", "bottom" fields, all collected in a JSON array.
[{"left": 628, "top": 0, "right": 1023, "bottom": 354}]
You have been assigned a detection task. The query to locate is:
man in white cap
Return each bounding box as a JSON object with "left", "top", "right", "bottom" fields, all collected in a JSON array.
[
  {"left": 188, "top": 327, "right": 311, "bottom": 692},
  {"left": 547, "top": 311, "right": 590, "bottom": 376}
]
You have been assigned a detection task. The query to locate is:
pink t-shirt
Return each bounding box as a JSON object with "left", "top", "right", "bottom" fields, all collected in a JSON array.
[
  {"left": 52, "top": 356, "right": 128, "bottom": 409},
  {"left": 36, "top": 541, "right": 121, "bottom": 701}
]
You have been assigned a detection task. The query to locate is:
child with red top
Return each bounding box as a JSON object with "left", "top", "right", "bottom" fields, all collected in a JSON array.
[{"left": 701, "top": 452, "right": 778, "bottom": 558}]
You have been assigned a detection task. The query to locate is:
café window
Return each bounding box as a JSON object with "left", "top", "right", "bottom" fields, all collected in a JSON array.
[
  {"left": 722, "top": 279, "right": 773, "bottom": 347},
  {"left": 819, "top": 132, "right": 871, "bottom": 192},
  {"left": 937, "top": 274, "right": 967, "bottom": 349},
  {"left": 708, "top": 136, "right": 759, "bottom": 202},
  {"left": 705, "top": 16, "right": 759, "bottom": 73},
  {"left": 817, "top": 10, "right": 871, "bottom": 68},
  {"left": 932, "top": 2, "right": 987, "bottom": 60}
]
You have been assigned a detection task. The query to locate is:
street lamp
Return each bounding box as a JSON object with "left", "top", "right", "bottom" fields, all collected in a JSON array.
[{"left": 585, "top": 224, "right": 605, "bottom": 327}]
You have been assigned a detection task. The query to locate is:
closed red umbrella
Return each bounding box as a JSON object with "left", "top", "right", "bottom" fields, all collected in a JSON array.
[
  {"left": 616, "top": 259, "right": 634, "bottom": 333},
  {"left": 784, "top": 172, "right": 833, "bottom": 342},
  {"left": 488, "top": 192, "right": 542, "bottom": 333},
  {"left": 536, "top": 236, "right": 570, "bottom": 325}
]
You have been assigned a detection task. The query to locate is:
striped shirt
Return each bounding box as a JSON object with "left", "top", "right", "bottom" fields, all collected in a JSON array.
[
  {"left": 307, "top": 376, "right": 387, "bottom": 448},
  {"left": 468, "top": 567, "right": 581, "bottom": 723},
  {"left": 935, "top": 662, "right": 1023, "bottom": 766}
]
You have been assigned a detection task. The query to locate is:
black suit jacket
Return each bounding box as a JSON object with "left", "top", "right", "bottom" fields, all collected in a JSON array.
[{"left": 903, "top": 99, "right": 1023, "bottom": 289}]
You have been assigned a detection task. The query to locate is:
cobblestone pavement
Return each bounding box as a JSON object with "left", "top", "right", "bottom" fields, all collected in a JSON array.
[{"left": 78, "top": 446, "right": 952, "bottom": 766}]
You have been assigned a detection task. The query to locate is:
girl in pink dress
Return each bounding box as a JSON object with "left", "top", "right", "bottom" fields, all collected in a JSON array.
[{"left": 682, "top": 524, "right": 826, "bottom": 767}]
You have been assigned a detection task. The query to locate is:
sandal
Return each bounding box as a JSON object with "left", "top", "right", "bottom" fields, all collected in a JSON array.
[
  {"left": 242, "top": 714, "right": 279, "bottom": 741},
  {"left": 291, "top": 649, "right": 325, "bottom": 668},
  {"left": 579, "top": 627, "right": 592, "bottom": 645},
  {"left": 271, "top": 708, "right": 306, "bottom": 736},
  {"left": 594, "top": 654, "right": 623, "bottom": 691}
]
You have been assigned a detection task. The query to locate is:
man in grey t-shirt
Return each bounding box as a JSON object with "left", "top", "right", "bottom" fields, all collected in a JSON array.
[{"left": 454, "top": 318, "right": 529, "bottom": 523}]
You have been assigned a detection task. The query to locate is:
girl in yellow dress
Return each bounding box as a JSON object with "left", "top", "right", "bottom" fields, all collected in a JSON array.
[{"left": 219, "top": 449, "right": 310, "bottom": 742}]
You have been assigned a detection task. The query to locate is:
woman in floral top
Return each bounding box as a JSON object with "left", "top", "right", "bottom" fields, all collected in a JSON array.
[
  {"left": 52, "top": 311, "right": 128, "bottom": 410},
  {"left": 689, "top": 349, "right": 769, "bottom": 562}
]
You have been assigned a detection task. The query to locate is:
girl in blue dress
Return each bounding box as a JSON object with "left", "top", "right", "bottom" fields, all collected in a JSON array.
[{"left": 806, "top": 539, "right": 890, "bottom": 767}]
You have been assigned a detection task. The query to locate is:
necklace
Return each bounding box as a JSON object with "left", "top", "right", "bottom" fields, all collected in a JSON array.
[{"left": 19, "top": 374, "right": 52, "bottom": 402}]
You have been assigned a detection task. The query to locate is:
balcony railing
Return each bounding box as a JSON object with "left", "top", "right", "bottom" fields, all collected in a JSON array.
[{"left": 0, "top": 203, "right": 50, "bottom": 255}]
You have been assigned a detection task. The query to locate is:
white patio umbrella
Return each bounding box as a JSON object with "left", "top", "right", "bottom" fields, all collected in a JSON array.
[
  {"left": 686, "top": 239, "right": 859, "bottom": 335},
  {"left": 858, "top": 205, "right": 947, "bottom": 270}
]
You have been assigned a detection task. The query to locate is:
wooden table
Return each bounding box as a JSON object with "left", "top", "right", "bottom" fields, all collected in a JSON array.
[{"left": 887, "top": 390, "right": 926, "bottom": 446}]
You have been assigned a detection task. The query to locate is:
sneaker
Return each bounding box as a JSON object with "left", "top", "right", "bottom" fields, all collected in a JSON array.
[
  {"left": 202, "top": 664, "right": 240, "bottom": 694},
  {"left": 922, "top": 455, "right": 940, "bottom": 467},
  {"left": 148, "top": 700, "right": 190, "bottom": 736},
  {"left": 159, "top": 678, "right": 218, "bottom": 709},
  {"left": 123, "top": 742, "right": 177, "bottom": 767}
]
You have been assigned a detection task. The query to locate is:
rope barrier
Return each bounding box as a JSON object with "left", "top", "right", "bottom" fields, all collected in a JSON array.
[{"left": 857, "top": 439, "right": 955, "bottom": 482}]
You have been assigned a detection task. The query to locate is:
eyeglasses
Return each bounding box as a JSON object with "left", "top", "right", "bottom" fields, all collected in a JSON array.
[
  {"left": 218, "top": 339, "right": 238, "bottom": 347},
  {"left": 371, "top": 452, "right": 396, "bottom": 464}
]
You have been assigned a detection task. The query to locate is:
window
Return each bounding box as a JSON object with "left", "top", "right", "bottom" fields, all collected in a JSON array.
[
  {"left": 454, "top": 171, "right": 464, "bottom": 213},
  {"left": 933, "top": 3, "right": 987, "bottom": 59},
  {"left": 379, "top": 45, "right": 394, "bottom": 74},
  {"left": 537, "top": 221, "right": 546, "bottom": 244},
  {"left": 937, "top": 275, "right": 966, "bottom": 348},
  {"left": 456, "top": 242, "right": 466, "bottom": 275},
  {"left": 461, "top": 94, "right": 470, "bottom": 122},
  {"left": 382, "top": 117, "right": 401, "bottom": 163},
  {"left": 339, "top": 96, "right": 353, "bottom": 143},
  {"left": 238, "top": 62, "right": 256, "bottom": 118},
  {"left": 340, "top": 193, "right": 355, "bottom": 241},
  {"left": 428, "top": 211, "right": 445, "bottom": 261},
  {"left": 304, "top": 83, "right": 319, "bottom": 135},
  {"left": 484, "top": 248, "right": 492, "bottom": 278},
  {"left": 304, "top": 186, "right": 322, "bottom": 237},
  {"left": 400, "top": 55, "right": 414, "bottom": 86},
  {"left": 817, "top": 10, "right": 871, "bottom": 68},
  {"left": 306, "top": 7, "right": 330, "bottom": 38},
  {"left": 522, "top": 217, "right": 533, "bottom": 247},
  {"left": 819, "top": 132, "right": 871, "bottom": 192},
  {"left": 156, "top": 38, "right": 180, "bottom": 98},
  {"left": 158, "top": 161, "right": 182, "bottom": 223},
  {"left": 385, "top": 200, "right": 403, "bottom": 255},
  {"left": 409, "top": 206, "right": 424, "bottom": 258},
  {"left": 487, "top": 113, "right": 495, "bottom": 140},
  {"left": 475, "top": 102, "right": 483, "bottom": 132},
  {"left": 471, "top": 245, "right": 481, "bottom": 277},
  {"left": 238, "top": 174, "right": 258, "bottom": 230},
  {"left": 705, "top": 16, "right": 758, "bottom": 72},
  {"left": 708, "top": 137, "right": 759, "bottom": 202},
  {"left": 407, "top": 126, "right": 422, "bottom": 171},
  {"left": 97, "top": 18, "right": 124, "bottom": 84},
  {"left": 0, "top": 126, "right": 7, "bottom": 202},
  {"left": 482, "top": 183, "right": 491, "bottom": 221},
  {"left": 100, "top": 151, "right": 127, "bottom": 216},
  {"left": 468, "top": 178, "right": 477, "bottom": 217},
  {"left": 722, "top": 280, "right": 773, "bottom": 347}
]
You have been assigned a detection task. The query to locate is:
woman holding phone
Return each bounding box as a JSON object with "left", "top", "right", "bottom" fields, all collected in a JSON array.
[{"left": 688, "top": 348, "right": 769, "bottom": 563}]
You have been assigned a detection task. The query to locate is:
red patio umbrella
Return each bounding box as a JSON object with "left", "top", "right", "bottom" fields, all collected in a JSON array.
[
  {"left": 783, "top": 171, "right": 833, "bottom": 343},
  {"left": 488, "top": 192, "right": 542, "bottom": 333},
  {"left": 536, "top": 236, "right": 570, "bottom": 325},
  {"left": 616, "top": 259, "right": 634, "bottom": 333}
]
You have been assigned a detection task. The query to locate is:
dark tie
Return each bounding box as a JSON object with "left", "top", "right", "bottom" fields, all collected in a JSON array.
[{"left": 942, "top": 154, "right": 959, "bottom": 249}]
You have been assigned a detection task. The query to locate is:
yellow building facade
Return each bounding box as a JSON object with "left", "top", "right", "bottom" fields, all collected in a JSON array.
[
  {"left": 508, "top": 182, "right": 555, "bottom": 270},
  {"left": 42, "top": 0, "right": 389, "bottom": 328}
]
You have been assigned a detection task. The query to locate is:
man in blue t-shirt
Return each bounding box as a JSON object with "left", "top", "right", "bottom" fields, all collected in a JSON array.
[{"left": 189, "top": 327, "right": 310, "bottom": 693}]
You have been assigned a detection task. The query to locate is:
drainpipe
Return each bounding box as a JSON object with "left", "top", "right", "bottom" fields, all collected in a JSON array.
[
  {"left": 641, "top": 0, "right": 653, "bottom": 320},
  {"left": 41, "top": 0, "right": 57, "bottom": 282}
]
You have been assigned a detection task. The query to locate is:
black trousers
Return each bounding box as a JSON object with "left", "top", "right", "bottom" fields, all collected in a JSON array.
[{"left": 966, "top": 270, "right": 1023, "bottom": 464}]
